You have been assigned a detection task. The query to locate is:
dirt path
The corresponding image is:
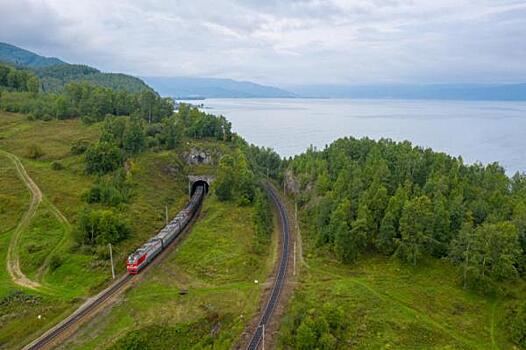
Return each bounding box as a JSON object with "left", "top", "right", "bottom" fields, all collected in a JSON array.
[
  {"left": 2, "top": 150, "right": 43, "bottom": 289},
  {"left": 2, "top": 150, "right": 72, "bottom": 286}
]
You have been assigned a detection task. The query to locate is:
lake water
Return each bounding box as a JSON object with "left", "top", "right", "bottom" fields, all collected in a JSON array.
[{"left": 188, "top": 98, "right": 526, "bottom": 175}]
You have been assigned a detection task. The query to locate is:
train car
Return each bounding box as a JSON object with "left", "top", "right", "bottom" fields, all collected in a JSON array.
[
  {"left": 126, "top": 239, "right": 163, "bottom": 274},
  {"left": 126, "top": 185, "right": 205, "bottom": 274}
]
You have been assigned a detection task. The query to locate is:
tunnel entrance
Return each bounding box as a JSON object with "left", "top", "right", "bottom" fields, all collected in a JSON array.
[
  {"left": 188, "top": 175, "right": 214, "bottom": 196},
  {"left": 191, "top": 180, "right": 209, "bottom": 195}
]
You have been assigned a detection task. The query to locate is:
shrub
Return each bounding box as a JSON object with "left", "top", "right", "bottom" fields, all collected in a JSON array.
[
  {"left": 70, "top": 140, "right": 90, "bottom": 155},
  {"left": 51, "top": 161, "right": 64, "bottom": 170},
  {"left": 506, "top": 301, "right": 526, "bottom": 347},
  {"left": 26, "top": 144, "right": 44, "bottom": 159},
  {"left": 85, "top": 142, "right": 123, "bottom": 175},
  {"left": 49, "top": 255, "right": 63, "bottom": 271},
  {"left": 82, "top": 183, "right": 128, "bottom": 206},
  {"left": 75, "top": 208, "right": 131, "bottom": 245}
]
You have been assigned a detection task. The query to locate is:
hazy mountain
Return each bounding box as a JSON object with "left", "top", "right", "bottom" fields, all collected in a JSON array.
[
  {"left": 289, "top": 84, "right": 526, "bottom": 101},
  {"left": 0, "top": 42, "right": 151, "bottom": 93},
  {"left": 143, "top": 76, "right": 296, "bottom": 98},
  {"left": 0, "top": 42, "right": 65, "bottom": 67}
]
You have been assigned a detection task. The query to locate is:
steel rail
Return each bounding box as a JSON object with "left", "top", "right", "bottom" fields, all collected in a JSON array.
[
  {"left": 246, "top": 184, "right": 290, "bottom": 350},
  {"left": 24, "top": 187, "right": 206, "bottom": 350}
]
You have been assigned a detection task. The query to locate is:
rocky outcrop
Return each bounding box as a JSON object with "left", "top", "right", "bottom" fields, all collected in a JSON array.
[
  {"left": 284, "top": 169, "right": 300, "bottom": 196},
  {"left": 184, "top": 148, "right": 214, "bottom": 165}
]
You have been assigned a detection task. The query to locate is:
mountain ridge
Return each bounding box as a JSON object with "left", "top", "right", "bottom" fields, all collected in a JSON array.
[
  {"left": 143, "top": 76, "right": 296, "bottom": 98},
  {"left": 0, "top": 42, "right": 151, "bottom": 93}
]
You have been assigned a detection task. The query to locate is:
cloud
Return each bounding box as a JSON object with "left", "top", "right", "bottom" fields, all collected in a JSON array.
[{"left": 0, "top": 0, "right": 525, "bottom": 85}]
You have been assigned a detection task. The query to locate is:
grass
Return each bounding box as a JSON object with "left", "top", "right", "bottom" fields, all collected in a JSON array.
[
  {"left": 0, "top": 112, "right": 208, "bottom": 349},
  {"left": 60, "top": 196, "right": 277, "bottom": 349},
  {"left": 277, "top": 240, "right": 524, "bottom": 349}
]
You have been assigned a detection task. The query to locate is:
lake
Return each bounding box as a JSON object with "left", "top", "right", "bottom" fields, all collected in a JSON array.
[{"left": 188, "top": 98, "right": 526, "bottom": 175}]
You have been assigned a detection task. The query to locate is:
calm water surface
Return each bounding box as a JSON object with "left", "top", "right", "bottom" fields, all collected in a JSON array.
[{"left": 191, "top": 98, "right": 526, "bottom": 175}]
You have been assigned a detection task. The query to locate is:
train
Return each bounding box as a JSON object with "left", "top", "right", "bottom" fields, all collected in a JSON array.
[{"left": 126, "top": 185, "right": 205, "bottom": 274}]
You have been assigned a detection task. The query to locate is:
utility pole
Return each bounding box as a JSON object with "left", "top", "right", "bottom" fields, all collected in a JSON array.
[
  {"left": 293, "top": 241, "right": 296, "bottom": 276},
  {"left": 294, "top": 201, "right": 298, "bottom": 276},
  {"left": 262, "top": 324, "right": 265, "bottom": 350},
  {"left": 109, "top": 243, "right": 115, "bottom": 279},
  {"left": 188, "top": 180, "right": 191, "bottom": 198},
  {"left": 165, "top": 205, "right": 168, "bottom": 226}
]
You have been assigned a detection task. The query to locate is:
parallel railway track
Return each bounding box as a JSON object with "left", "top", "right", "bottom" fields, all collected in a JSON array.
[
  {"left": 246, "top": 184, "right": 290, "bottom": 350},
  {"left": 23, "top": 188, "right": 205, "bottom": 350}
]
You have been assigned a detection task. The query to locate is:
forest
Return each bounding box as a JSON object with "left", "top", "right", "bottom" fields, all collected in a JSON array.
[
  {"left": 0, "top": 63, "right": 173, "bottom": 122},
  {"left": 284, "top": 137, "right": 526, "bottom": 346},
  {"left": 288, "top": 137, "right": 525, "bottom": 290}
]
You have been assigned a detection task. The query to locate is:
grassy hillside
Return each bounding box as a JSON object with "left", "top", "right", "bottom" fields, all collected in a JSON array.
[
  {"left": 60, "top": 196, "right": 277, "bottom": 349},
  {"left": 277, "top": 213, "right": 526, "bottom": 349},
  {"left": 0, "top": 112, "right": 201, "bottom": 348}
]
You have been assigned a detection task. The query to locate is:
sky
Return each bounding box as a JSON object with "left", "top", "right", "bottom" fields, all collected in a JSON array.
[{"left": 1, "top": 0, "right": 525, "bottom": 86}]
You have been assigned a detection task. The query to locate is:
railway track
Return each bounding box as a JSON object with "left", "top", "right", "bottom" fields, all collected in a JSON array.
[
  {"left": 23, "top": 190, "right": 205, "bottom": 350},
  {"left": 246, "top": 184, "right": 290, "bottom": 350}
]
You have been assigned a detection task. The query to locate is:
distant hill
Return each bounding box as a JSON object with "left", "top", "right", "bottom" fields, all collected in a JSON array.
[
  {"left": 289, "top": 83, "right": 526, "bottom": 101},
  {"left": 143, "top": 76, "right": 296, "bottom": 98},
  {"left": 33, "top": 64, "right": 152, "bottom": 93},
  {"left": 0, "top": 42, "right": 151, "bottom": 93},
  {"left": 0, "top": 42, "right": 65, "bottom": 67}
]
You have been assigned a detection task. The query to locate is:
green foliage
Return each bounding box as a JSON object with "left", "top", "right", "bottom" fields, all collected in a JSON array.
[
  {"left": 506, "top": 301, "right": 526, "bottom": 347},
  {"left": 288, "top": 136, "right": 525, "bottom": 290},
  {"left": 1, "top": 80, "right": 172, "bottom": 122},
  {"left": 82, "top": 171, "right": 133, "bottom": 206},
  {"left": 33, "top": 63, "right": 151, "bottom": 93},
  {"left": 85, "top": 141, "right": 123, "bottom": 175},
  {"left": 252, "top": 188, "right": 272, "bottom": 253},
  {"left": 396, "top": 195, "right": 434, "bottom": 266},
  {"left": 75, "top": 208, "right": 131, "bottom": 245},
  {"left": 244, "top": 143, "right": 283, "bottom": 180},
  {"left": 281, "top": 301, "right": 348, "bottom": 350},
  {"left": 50, "top": 161, "right": 64, "bottom": 170},
  {"left": 70, "top": 139, "right": 90, "bottom": 155},
  {"left": 180, "top": 103, "right": 232, "bottom": 141},
  {"left": 214, "top": 151, "right": 256, "bottom": 205},
  {"left": 123, "top": 117, "right": 145, "bottom": 155},
  {"left": 0, "top": 63, "right": 40, "bottom": 92}
]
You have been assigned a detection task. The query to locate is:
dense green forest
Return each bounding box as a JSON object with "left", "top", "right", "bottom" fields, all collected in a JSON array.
[
  {"left": 0, "top": 63, "right": 172, "bottom": 122},
  {"left": 33, "top": 64, "right": 151, "bottom": 93},
  {"left": 288, "top": 138, "right": 525, "bottom": 288},
  {"left": 284, "top": 137, "right": 526, "bottom": 347}
]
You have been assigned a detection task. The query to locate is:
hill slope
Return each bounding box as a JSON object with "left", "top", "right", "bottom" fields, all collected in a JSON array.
[
  {"left": 0, "top": 42, "right": 65, "bottom": 68},
  {"left": 143, "top": 76, "right": 296, "bottom": 98},
  {"left": 0, "top": 42, "right": 151, "bottom": 93}
]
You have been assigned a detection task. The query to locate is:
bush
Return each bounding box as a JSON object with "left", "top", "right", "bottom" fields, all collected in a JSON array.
[
  {"left": 49, "top": 255, "right": 63, "bottom": 271},
  {"left": 506, "top": 301, "right": 526, "bottom": 347},
  {"left": 85, "top": 142, "right": 123, "bottom": 175},
  {"left": 26, "top": 144, "right": 44, "bottom": 159},
  {"left": 76, "top": 208, "right": 131, "bottom": 245},
  {"left": 70, "top": 140, "right": 90, "bottom": 155},
  {"left": 51, "top": 161, "right": 64, "bottom": 170},
  {"left": 82, "top": 182, "right": 129, "bottom": 206}
]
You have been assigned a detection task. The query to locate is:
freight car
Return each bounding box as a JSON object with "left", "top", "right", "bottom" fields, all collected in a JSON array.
[{"left": 127, "top": 185, "right": 204, "bottom": 274}]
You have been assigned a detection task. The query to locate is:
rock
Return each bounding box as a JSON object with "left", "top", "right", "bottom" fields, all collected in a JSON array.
[
  {"left": 284, "top": 169, "right": 300, "bottom": 195},
  {"left": 184, "top": 148, "right": 214, "bottom": 165}
]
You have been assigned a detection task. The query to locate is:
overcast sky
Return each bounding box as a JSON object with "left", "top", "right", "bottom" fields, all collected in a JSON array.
[{"left": 1, "top": 0, "right": 525, "bottom": 86}]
